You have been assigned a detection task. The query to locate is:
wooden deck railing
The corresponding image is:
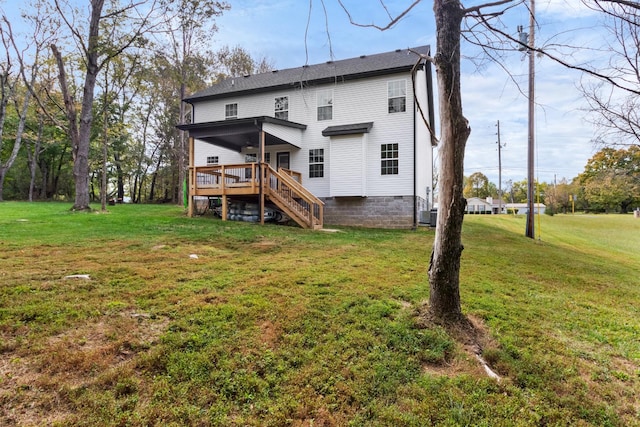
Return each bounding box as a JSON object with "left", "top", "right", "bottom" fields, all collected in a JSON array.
[
  {"left": 193, "top": 163, "right": 259, "bottom": 196},
  {"left": 264, "top": 165, "right": 324, "bottom": 230},
  {"left": 190, "top": 163, "right": 323, "bottom": 229},
  {"left": 278, "top": 168, "right": 302, "bottom": 183}
]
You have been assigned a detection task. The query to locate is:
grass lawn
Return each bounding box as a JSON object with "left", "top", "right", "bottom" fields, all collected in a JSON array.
[{"left": 1, "top": 202, "right": 639, "bottom": 426}]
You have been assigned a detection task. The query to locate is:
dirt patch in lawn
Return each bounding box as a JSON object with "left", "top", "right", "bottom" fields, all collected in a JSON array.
[{"left": 0, "top": 310, "right": 169, "bottom": 426}]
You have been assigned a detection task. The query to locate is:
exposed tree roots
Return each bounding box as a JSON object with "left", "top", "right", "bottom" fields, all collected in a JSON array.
[{"left": 416, "top": 303, "right": 502, "bottom": 381}]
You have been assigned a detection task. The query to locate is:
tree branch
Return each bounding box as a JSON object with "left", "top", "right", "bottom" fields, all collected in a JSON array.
[
  {"left": 597, "top": 0, "right": 640, "bottom": 10},
  {"left": 408, "top": 52, "right": 438, "bottom": 145},
  {"left": 476, "top": 15, "right": 640, "bottom": 96},
  {"left": 336, "top": 0, "right": 422, "bottom": 31},
  {"left": 462, "top": 0, "right": 519, "bottom": 15}
]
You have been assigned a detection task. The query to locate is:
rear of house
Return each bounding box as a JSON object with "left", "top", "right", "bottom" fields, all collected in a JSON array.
[{"left": 179, "top": 46, "right": 436, "bottom": 229}]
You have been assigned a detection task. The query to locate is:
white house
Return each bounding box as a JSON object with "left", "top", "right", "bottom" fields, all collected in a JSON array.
[
  {"left": 465, "top": 197, "right": 493, "bottom": 214},
  {"left": 505, "top": 203, "right": 546, "bottom": 215},
  {"left": 178, "top": 46, "right": 435, "bottom": 229}
]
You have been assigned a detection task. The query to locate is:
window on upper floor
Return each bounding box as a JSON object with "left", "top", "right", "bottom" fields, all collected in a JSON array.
[
  {"left": 317, "top": 89, "right": 333, "bottom": 121},
  {"left": 381, "top": 143, "right": 399, "bottom": 175},
  {"left": 275, "top": 96, "right": 289, "bottom": 120},
  {"left": 225, "top": 103, "right": 238, "bottom": 119},
  {"left": 206, "top": 156, "right": 219, "bottom": 165},
  {"left": 388, "top": 80, "right": 406, "bottom": 113},
  {"left": 309, "top": 149, "right": 324, "bottom": 178}
]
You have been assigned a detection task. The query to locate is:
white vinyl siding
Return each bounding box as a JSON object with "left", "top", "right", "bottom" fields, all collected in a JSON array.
[
  {"left": 413, "top": 66, "right": 433, "bottom": 201},
  {"left": 194, "top": 141, "right": 244, "bottom": 166},
  {"left": 192, "top": 72, "right": 425, "bottom": 199},
  {"left": 262, "top": 122, "right": 303, "bottom": 149},
  {"left": 330, "top": 135, "right": 366, "bottom": 197}
]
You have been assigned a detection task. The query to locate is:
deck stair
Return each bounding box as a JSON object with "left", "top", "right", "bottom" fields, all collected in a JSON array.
[
  {"left": 191, "top": 163, "right": 323, "bottom": 229},
  {"left": 264, "top": 165, "right": 323, "bottom": 230}
]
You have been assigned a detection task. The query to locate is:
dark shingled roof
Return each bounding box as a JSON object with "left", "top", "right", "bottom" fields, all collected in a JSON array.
[{"left": 185, "top": 46, "right": 430, "bottom": 103}]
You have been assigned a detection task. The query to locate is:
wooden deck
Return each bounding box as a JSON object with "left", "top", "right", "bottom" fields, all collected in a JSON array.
[{"left": 188, "top": 163, "right": 323, "bottom": 229}]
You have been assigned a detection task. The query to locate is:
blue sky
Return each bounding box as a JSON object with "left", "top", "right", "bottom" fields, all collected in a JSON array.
[
  {"left": 0, "top": 0, "right": 609, "bottom": 186},
  {"left": 213, "top": 0, "right": 607, "bottom": 186}
]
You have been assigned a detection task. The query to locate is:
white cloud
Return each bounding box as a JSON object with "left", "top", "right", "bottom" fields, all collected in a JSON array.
[{"left": 536, "top": 0, "right": 599, "bottom": 19}]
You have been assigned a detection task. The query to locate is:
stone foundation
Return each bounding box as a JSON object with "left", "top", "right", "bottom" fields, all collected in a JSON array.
[{"left": 321, "top": 196, "right": 426, "bottom": 229}]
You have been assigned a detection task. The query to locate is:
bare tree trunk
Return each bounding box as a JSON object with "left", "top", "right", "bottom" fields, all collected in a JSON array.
[
  {"left": 0, "top": 62, "right": 12, "bottom": 202},
  {"left": 428, "top": 0, "right": 471, "bottom": 324},
  {"left": 101, "top": 98, "right": 108, "bottom": 211},
  {"left": 51, "top": 0, "right": 105, "bottom": 212},
  {"left": 0, "top": 77, "right": 32, "bottom": 202},
  {"left": 28, "top": 118, "right": 44, "bottom": 202},
  {"left": 149, "top": 152, "right": 163, "bottom": 202},
  {"left": 115, "top": 153, "right": 124, "bottom": 201},
  {"left": 51, "top": 43, "right": 86, "bottom": 210}
]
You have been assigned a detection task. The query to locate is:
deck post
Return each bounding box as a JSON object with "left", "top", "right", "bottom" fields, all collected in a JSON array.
[
  {"left": 259, "top": 129, "right": 265, "bottom": 225},
  {"left": 221, "top": 194, "right": 227, "bottom": 221},
  {"left": 188, "top": 137, "right": 194, "bottom": 217}
]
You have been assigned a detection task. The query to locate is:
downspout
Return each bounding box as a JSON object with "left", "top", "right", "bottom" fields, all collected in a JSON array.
[
  {"left": 411, "top": 58, "right": 426, "bottom": 230},
  {"left": 412, "top": 70, "right": 417, "bottom": 231},
  {"left": 425, "top": 52, "right": 436, "bottom": 203}
]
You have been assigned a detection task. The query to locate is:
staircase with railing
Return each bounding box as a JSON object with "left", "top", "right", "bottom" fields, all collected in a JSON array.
[
  {"left": 264, "top": 165, "right": 323, "bottom": 230},
  {"left": 191, "top": 163, "right": 323, "bottom": 229}
]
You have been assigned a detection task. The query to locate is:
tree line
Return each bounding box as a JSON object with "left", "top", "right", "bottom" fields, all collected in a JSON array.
[
  {"left": 464, "top": 144, "right": 640, "bottom": 214},
  {"left": 0, "top": 0, "right": 271, "bottom": 207}
]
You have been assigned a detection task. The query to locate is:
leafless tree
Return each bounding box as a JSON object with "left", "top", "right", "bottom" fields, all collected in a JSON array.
[{"left": 579, "top": 1, "right": 640, "bottom": 146}]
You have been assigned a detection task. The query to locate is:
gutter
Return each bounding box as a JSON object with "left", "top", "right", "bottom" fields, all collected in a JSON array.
[{"left": 413, "top": 72, "right": 417, "bottom": 231}]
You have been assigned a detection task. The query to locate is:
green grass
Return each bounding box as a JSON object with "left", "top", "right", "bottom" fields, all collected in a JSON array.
[{"left": 1, "top": 202, "right": 639, "bottom": 426}]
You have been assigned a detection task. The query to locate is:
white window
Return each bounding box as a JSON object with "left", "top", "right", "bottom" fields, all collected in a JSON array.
[
  {"left": 388, "top": 80, "right": 406, "bottom": 113},
  {"left": 225, "top": 103, "right": 238, "bottom": 119},
  {"left": 317, "top": 89, "right": 333, "bottom": 121},
  {"left": 309, "top": 149, "right": 324, "bottom": 178},
  {"left": 244, "top": 152, "right": 270, "bottom": 163},
  {"left": 244, "top": 153, "right": 257, "bottom": 179},
  {"left": 381, "top": 143, "right": 398, "bottom": 175},
  {"left": 206, "top": 156, "right": 219, "bottom": 165},
  {"left": 275, "top": 96, "right": 288, "bottom": 120}
]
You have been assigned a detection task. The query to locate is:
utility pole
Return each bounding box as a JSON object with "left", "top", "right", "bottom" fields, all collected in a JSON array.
[
  {"left": 519, "top": 0, "right": 536, "bottom": 238},
  {"left": 497, "top": 121, "right": 503, "bottom": 214}
]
